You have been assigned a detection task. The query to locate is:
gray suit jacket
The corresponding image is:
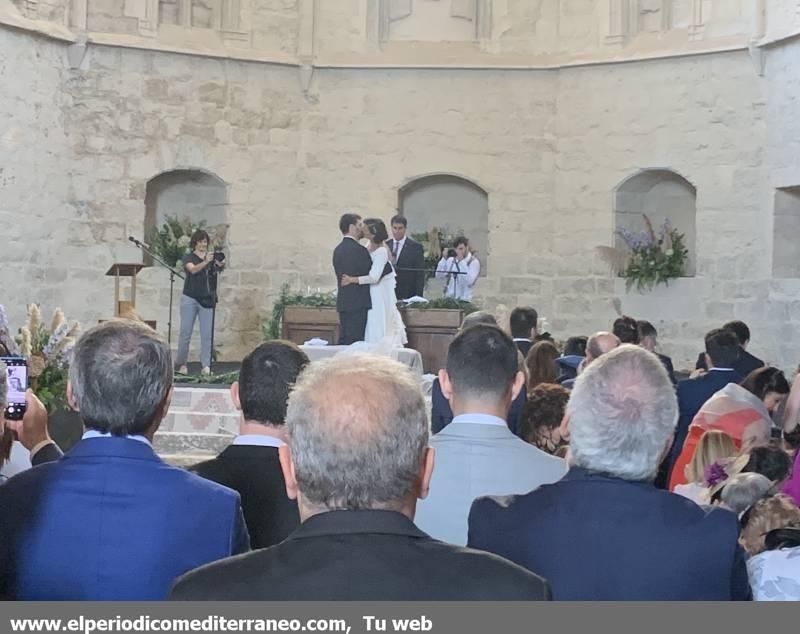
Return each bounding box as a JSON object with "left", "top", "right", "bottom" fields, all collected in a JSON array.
[{"left": 415, "top": 418, "right": 567, "bottom": 546}]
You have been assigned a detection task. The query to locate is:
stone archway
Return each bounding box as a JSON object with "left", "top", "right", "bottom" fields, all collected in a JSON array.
[
  {"left": 398, "top": 173, "right": 489, "bottom": 274},
  {"left": 614, "top": 169, "right": 697, "bottom": 276},
  {"left": 143, "top": 169, "right": 228, "bottom": 266}
]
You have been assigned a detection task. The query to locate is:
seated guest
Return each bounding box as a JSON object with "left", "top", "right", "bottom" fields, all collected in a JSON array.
[
  {"left": 518, "top": 384, "right": 570, "bottom": 457},
  {"left": 612, "top": 315, "right": 639, "bottom": 344},
  {"left": 556, "top": 336, "right": 587, "bottom": 384},
  {"left": 744, "top": 445, "right": 793, "bottom": 488},
  {"left": 638, "top": 319, "right": 676, "bottom": 385},
  {"left": 0, "top": 320, "right": 249, "bottom": 600},
  {"left": 431, "top": 311, "right": 525, "bottom": 435},
  {"left": 469, "top": 345, "right": 751, "bottom": 600},
  {"left": 560, "top": 332, "right": 620, "bottom": 389},
  {"left": 740, "top": 494, "right": 800, "bottom": 557},
  {"left": 510, "top": 306, "right": 538, "bottom": 357},
  {"left": 191, "top": 341, "right": 308, "bottom": 549},
  {"left": 669, "top": 367, "right": 789, "bottom": 490},
  {"left": 696, "top": 320, "right": 764, "bottom": 377},
  {"left": 171, "top": 355, "right": 551, "bottom": 601},
  {"left": 525, "top": 341, "right": 559, "bottom": 390},
  {"left": 661, "top": 328, "right": 743, "bottom": 488},
  {"left": 416, "top": 325, "right": 566, "bottom": 546},
  {"left": 673, "top": 430, "right": 737, "bottom": 505},
  {"left": 748, "top": 525, "right": 800, "bottom": 601},
  {"left": 718, "top": 472, "right": 773, "bottom": 515}
]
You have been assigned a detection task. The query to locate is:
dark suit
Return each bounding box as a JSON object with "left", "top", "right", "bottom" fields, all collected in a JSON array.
[
  {"left": 468, "top": 467, "right": 751, "bottom": 601},
  {"left": 191, "top": 443, "right": 299, "bottom": 550},
  {"left": 171, "top": 510, "right": 550, "bottom": 600},
  {"left": 30, "top": 441, "right": 63, "bottom": 465},
  {"left": 514, "top": 339, "right": 533, "bottom": 358},
  {"left": 333, "top": 236, "right": 372, "bottom": 344},
  {"left": 388, "top": 237, "right": 425, "bottom": 300},
  {"left": 658, "top": 353, "right": 677, "bottom": 386},
  {"left": 0, "top": 437, "right": 249, "bottom": 600},
  {"left": 431, "top": 378, "right": 526, "bottom": 437},
  {"left": 695, "top": 349, "right": 764, "bottom": 378}
]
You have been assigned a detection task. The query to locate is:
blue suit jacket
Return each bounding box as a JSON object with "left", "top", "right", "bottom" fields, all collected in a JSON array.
[
  {"left": 430, "top": 378, "right": 525, "bottom": 437},
  {"left": 468, "top": 467, "right": 751, "bottom": 600},
  {"left": 0, "top": 437, "right": 249, "bottom": 600}
]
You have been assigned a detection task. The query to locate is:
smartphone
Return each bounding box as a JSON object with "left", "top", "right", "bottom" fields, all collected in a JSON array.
[{"left": 2, "top": 356, "right": 27, "bottom": 421}]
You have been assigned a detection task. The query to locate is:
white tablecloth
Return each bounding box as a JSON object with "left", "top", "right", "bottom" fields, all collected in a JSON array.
[{"left": 300, "top": 345, "right": 424, "bottom": 377}]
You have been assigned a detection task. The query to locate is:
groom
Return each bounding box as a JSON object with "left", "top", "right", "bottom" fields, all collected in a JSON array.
[{"left": 333, "top": 213, "right": 372, "bottom": 345}]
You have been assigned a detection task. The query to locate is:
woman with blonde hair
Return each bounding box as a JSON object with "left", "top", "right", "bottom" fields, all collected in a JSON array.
[
  {"left": 673, "top": 430, "right": 737, "bottom": 504},
  {"left": 525, "top": 341, "right": 559, "bottom": 391}
]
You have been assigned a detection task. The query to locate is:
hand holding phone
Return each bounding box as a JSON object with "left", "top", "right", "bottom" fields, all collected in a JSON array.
[
  {"left": 2, "top": 356, "right": 28, "bottom": 421},
  {"left": 4, "top": 389, "right": 51, "bottom": 452}
]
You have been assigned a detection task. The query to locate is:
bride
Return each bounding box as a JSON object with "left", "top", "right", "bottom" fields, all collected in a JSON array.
[{"left": 341, "top": 218, "right": 408, "bottom": 347}]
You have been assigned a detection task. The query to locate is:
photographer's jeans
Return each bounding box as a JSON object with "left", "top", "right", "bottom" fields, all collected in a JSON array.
[{"left": 176, "top": 295, "right": 212, "bottom": 369}]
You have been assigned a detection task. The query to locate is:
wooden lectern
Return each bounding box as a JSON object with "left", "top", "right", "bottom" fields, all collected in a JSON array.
[{"left": 104, "top": 264, "right": 156, "bottom": 329}]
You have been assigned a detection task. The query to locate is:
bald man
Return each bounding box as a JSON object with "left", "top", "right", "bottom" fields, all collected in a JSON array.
[{"left": 561, "top": 332, "right": 620, "bottom": 390}]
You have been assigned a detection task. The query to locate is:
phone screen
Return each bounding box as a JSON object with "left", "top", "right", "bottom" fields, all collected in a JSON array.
[{"left": 2, "top": 356, "right": 27, "bottom": 420}]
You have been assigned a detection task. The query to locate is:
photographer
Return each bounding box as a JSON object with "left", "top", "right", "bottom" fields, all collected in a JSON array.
[
  {"left": 435, "top": 236, "right": 480, "bottom": 301},
  {"left": 176, "top": 229, "right": 224, "bottom": 376}
]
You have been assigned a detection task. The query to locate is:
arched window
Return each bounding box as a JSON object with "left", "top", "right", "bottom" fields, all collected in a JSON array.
[
  {"left": 614, "top": 169, "right": 697, "bottom": 276},
  {"left": 144, "top": 169, "right": 228, "bottom": 266},
  {"left": 398, "top": 174, "right": 489, "bottom": 275}
]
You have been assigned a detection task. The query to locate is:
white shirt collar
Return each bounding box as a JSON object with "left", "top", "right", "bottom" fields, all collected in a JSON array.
[
  {"left": 451, "top": 414, "right": 507, "bottom": 427},
  {"left": 233, "top": 434, "right": 285, "bottom": 448},
  {"left": 709, "top": 367, "right": 735, "bottom": 372},
  {"left": 513, "top": 338, "right": 532, "bottom": 343},
  {"left": 344, "top": 235, "right": 359, "bottom": 241},
  {"left": 82, "top": 430, "right": 152, "bottom": 447}
]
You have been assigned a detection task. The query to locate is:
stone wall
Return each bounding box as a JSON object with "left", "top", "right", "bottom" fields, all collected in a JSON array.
[{"left": 2, "top": 2, "right": 800, "bottom": 372}]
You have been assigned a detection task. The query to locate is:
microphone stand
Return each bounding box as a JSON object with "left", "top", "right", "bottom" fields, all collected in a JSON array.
[
  {"left": 128, "top": 237, "right": 184, "bottom": 345},
  {"left": 207, "top": 260, "right": 222, "bottom": 375}
]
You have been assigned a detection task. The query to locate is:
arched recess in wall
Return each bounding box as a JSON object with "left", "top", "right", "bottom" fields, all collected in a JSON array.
[
  {"left": 397, "top": 174, "right": 489, "bottom": 275},
  {"left": 772, "top": 186, "right": 800, "bottom": 278},
  {"left": 143, "top": 169, "right": 229, "bottom": 267},
  {"left": 614, "top": 169, "right": 697, "bottom": 276}
]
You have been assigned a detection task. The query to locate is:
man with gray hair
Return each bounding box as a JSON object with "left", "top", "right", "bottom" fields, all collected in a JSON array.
[
  {"left": 0, "top": 320, "right": 249, "bottom": 600},
  {"left": 469, "top": 345, "right": 751, "bottom": 600},
  {"left": 560, "top": 331, "right": 620, "bottom": 389},
  {"left": 171, "top": 354, "right": 550, "bottom": 600}
]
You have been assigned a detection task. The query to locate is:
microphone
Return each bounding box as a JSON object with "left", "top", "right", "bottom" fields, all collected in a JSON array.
[{"left": 129, "top": 236, "right": 150, "bottom": 248}]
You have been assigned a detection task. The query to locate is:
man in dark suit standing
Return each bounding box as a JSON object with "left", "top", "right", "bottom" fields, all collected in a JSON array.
[
  {"left": 695, "top": 320, "right": 764, "bottom": 378},
  {"left": 191, "top": 341, "right": 308, "bottom": 549},
  {"left": 0, "top": 321, "right": 249, "bottom": 600},
  {"left": 171, "top": 355, "right": 550, "bottom": 601},
  {"left": 510, "top": 306, "right": 538, "bottom": 358},
  {"left": 388, "top": 214, "right": 426, "bottom": 300},
  {"left": 333, "top": 213, "right": 372, "bottom": 345},
  {"left": 468, "top": 345, "right": 751, "bottom": 601},
  {"left": 661, "top": 328, "right": 743, "bottom": 484}
]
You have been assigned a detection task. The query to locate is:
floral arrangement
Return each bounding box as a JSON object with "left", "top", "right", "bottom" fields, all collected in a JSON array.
[
  {"left": 148, "top": 216, "right": 224, "bottom": 269},
  {"left": 12, "top": 305, "right": 80, "bottom": 411},
  {"left": 598, "top": 215, "right": 688, "bottom": 292}
]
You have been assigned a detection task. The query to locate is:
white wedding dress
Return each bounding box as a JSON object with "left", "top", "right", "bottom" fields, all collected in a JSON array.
[{"left": 359, "top": 246, "right": 408, "bottom": 347}]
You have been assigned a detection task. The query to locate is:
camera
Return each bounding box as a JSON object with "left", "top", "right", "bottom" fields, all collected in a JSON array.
[
  {"left": 213, "top": 251, "right": 226, "bottom": 263},
  {"left": 446, "top": 248, "right": 457, "bottom": 259}
]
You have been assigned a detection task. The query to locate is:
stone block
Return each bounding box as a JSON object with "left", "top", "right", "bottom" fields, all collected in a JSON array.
[{"left": 500, "top": 277, "right": 542, "bottom": 295}]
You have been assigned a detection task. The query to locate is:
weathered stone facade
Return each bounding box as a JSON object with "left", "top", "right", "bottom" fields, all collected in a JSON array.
[{"left": 2, "top": 0, "right": 800, "bottom": 371}]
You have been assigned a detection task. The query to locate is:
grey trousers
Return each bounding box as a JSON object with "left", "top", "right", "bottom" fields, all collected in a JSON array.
[{"left": 176, "top": 295, "right": 213, "bottom": 368}]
